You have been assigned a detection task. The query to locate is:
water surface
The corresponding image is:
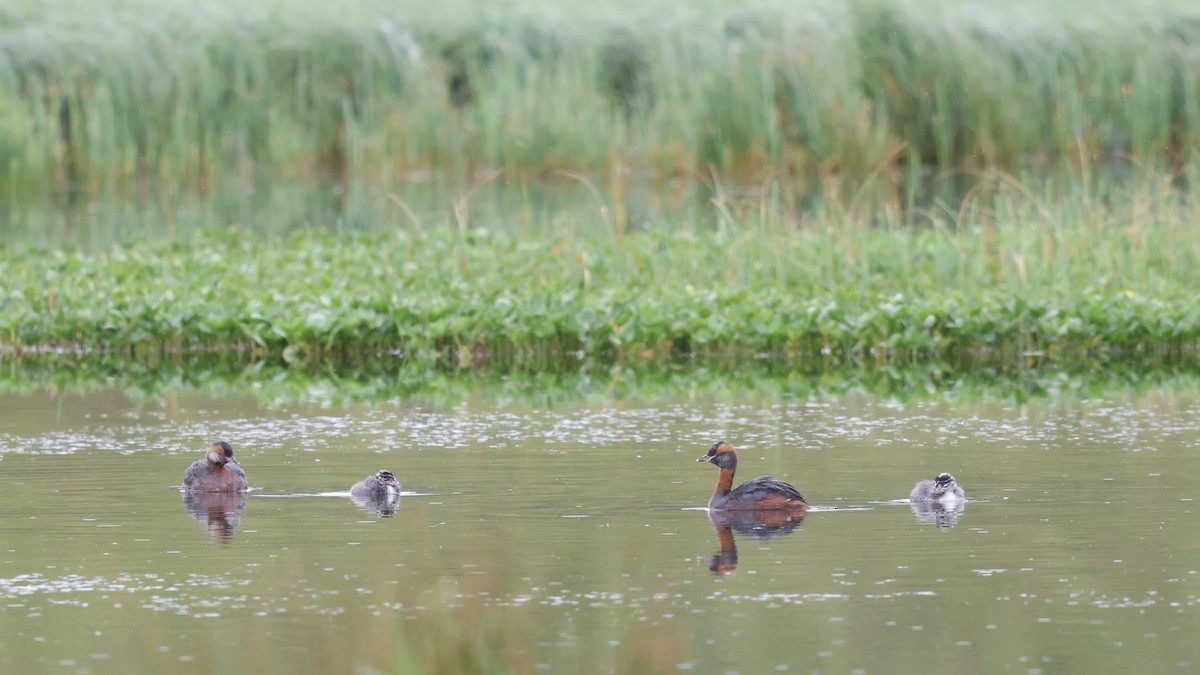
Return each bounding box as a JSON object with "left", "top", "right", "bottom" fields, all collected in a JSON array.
[{"left": 1, "top": 386, "right": 1197, "bottom": 674}]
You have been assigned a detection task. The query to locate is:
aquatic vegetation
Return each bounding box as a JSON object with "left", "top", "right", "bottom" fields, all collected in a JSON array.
[
  {"left": 4, "top": 190, "right": 1200, "bottom": 368},
  {"left": 3, "top": 0, "right": 1200, "bottom": 372},
  {"left": 1, "top": 0, "right": 1199, "bottom": 199}
]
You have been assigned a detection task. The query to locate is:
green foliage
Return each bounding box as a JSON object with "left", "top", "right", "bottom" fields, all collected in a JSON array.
[
  {"left": 2, "top": 0, "right": 1200, "bottom": 196},
  {"left": 4, "top": 189, "right": 1200, "bottom": 367}
]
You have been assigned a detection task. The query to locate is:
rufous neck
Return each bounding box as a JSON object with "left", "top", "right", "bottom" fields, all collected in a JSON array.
[{"left": 714, "top": 467, "right": 735, "bottom": 498}]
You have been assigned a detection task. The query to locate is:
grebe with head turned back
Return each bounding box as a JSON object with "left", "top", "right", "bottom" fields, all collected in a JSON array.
[
  {"left": 696, "top": 441, "right": 807, "bottom": 511},
  {"left": 350, "top": 470, "right": 401, "bottom": 499},
  {"left": 182, "top": 441, "right": 248, "bottom": 493},
  {"left": 909, "top": 472, "right": 965, "bottom": 504}
]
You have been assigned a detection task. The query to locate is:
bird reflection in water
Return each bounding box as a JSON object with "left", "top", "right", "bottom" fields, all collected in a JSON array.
[
  {"left": 182, "top": 491, "right": 247, "bottom": 543},
  {"left": 910, "top": 500, "right": 965, "bottom": 530},
  {"left": 705, "top": 509, "right": 805, "bottom": 576},
  {"left": 350, "top": 492, "right": 400, "bottom": 516}
]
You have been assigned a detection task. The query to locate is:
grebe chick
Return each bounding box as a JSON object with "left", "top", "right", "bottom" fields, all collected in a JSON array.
[
  {"left": 182, "top": 441, "right": 248, "bottom": 493},
  {"left": 909, "top": 472, "right": 965, "bottom": 504},
  {"left": 350, "top": 470, "right": 401, "bottom": 499},
  {"left": 696, "top": 441, "right": 807, "bottom": 511}
]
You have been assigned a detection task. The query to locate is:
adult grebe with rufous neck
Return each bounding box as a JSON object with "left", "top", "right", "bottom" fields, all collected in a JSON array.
[
  {"left": 696, "top": 441, "right": 807, "bottom": 511},
  {"left": 182, "top": 441, "right": 248, "bottom": 493}
]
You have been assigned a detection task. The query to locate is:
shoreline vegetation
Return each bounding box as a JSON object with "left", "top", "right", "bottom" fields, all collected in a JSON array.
[
  {"left": 4, "top": 1, "right": 1200, "bottom": 374},
  {"left": 4, "top": 186, "right": 1200, "bottom": 368},
  {"left": 2, "top": 0, "right": 1200, "bottom": 198}
]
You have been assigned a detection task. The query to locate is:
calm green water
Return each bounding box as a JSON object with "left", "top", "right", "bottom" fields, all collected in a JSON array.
[{"left": 1, "top": 384, "right": 1198, "bottom": 674}]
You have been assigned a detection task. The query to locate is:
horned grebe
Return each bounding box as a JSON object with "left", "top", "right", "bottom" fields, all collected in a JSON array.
[
  {"left": 696, "top": 441, "right": 807, "bottom": 511},
  {"left": 182, "top": 441, "right": 248, "bottom": 493}
]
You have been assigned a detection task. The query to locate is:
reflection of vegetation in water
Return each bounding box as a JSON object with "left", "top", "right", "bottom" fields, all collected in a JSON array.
[
  {"left": 5, "top": 356, "right": 1200, "bottom": 407},
  {"left": 386, "top": 566, "right": 690, "bottom": 673},
  {"left": 396, "top": 597, "right": 526, "bottom": 675}
]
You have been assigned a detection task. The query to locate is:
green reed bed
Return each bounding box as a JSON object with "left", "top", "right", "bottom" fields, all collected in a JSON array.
[
  {"left": 4, "top": 180, "right": 1200, "bottom": 366},
  {"left": 2, "top": 0, "right": 1200, "bottom": 199}
]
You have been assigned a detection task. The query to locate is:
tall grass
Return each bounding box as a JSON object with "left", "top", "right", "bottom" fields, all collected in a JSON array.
[{"left": 2, "top": 0, "right": 1200, "bottom": 202}]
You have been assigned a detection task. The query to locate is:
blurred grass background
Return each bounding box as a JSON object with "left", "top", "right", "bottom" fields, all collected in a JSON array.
[
  {"left": 3, "top": 0, "right": 1200, "bottom": 208},
  {"left": 5, "top": 0, "right": 1200, "bottom": 365}
]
